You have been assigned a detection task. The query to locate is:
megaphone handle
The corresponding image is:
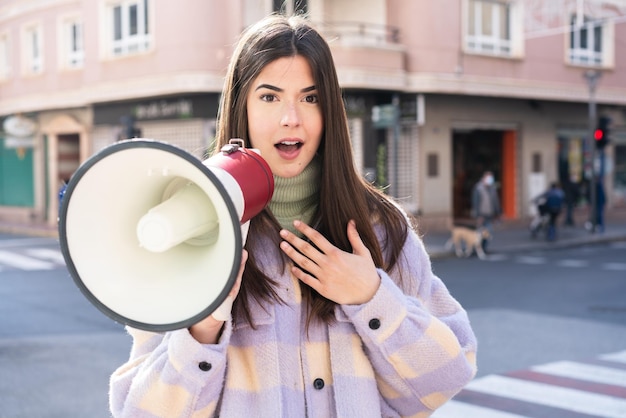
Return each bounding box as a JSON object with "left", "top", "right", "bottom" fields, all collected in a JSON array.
[{"left": 211, "top": 295, "right": 235, "bottom": 321}]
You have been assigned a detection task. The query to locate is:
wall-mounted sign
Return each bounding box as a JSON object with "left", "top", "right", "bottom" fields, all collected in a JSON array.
[
  {"left": 93, "top": 95, "right": 219, "bottom": 125},
  {"left": 2, "top": 115, "right": 37, "bottom": 149},
  {"left": 134, "top": 99, "right": 193, "bottom": 120},
  {"left": 3, "top": 115, "right": 37, "bottom": 137}
]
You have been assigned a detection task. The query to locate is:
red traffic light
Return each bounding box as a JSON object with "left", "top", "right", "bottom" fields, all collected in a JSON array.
[{"left": 594, "top": 129, "right": 604, "bottom": 140}]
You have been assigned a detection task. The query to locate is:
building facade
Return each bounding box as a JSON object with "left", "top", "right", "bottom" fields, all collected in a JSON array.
[{"left": 1, "top": 0, "right": 625, "bottom": 230}]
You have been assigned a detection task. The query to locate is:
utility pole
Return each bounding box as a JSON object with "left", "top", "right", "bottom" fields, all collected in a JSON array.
[{"left": 583, "top": 69, "right": 601, "bottom": 233}]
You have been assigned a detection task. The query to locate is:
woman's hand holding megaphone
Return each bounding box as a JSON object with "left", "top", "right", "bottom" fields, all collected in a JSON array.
[{"left": 189, "top": 250, "right": 248, "bottom": 344}]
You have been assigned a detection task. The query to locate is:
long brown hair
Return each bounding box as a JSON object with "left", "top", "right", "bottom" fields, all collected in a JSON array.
[{"left": 214, "top": 14, "right": 409, "bottom": 326}]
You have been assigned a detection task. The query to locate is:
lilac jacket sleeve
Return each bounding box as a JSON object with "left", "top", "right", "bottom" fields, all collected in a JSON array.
[
  {"left": 340, "top": 228, "right": 478, "bottom": 415},
  {"left": 109, "top": 321, "right": 232, "bottom": 417}
]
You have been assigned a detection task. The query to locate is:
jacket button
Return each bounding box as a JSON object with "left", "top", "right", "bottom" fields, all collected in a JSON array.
[
  {"left": 368, "top": 318, "right": 381, "bottom": 330},
  {"left": 198, "top": 361, "right": 212, "bottom": 372},
  {"left": 313, "top": 378, "right": 325, "bottom": 390}
]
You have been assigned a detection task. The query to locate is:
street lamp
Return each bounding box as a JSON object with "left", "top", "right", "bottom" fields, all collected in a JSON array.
[{"left": 583, "top": 69, "right": 601, "bottom": 233}]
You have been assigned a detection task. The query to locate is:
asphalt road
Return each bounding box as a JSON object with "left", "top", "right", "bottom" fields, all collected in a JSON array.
[
  {"left": 431, "top": 241, "right": 626, "bottom": 417},
  {"left": 0, "top": 235, "right": 128, "bottom": 418},
  {"left": 0, "top": 234, "right": 624, "bottom": 417}
]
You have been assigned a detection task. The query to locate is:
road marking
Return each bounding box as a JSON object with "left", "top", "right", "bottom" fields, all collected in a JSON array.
[
  {"left": 602, "top": 262, "right": 626, "bottom": 271},
  {"left": 0, "top": 250, "right": 55, "bottom": 270},
  {"left": 25, "top": 248, "right": 65, "bottom": 264},
  {"left": 0, "top": 238, "right": 57, "bottom": 248},
  {"left": 432, "top": 400, "right": 527, "bottom": 418},
  {"left": 466, "top": 374, "right": 626, "bottom": 418},
  {"left": 484, "top": 254, "right": 509, "bottom": 262},
  {"left": 433, "top": 351, "right": 626, "bottom": 418},
  {"left": 556, "top": 259, "right": 589, "bottom": 268},
  {"left": 601, "top": 350, "right": 626, "bottom": 364},
  {"left": 515, "top": 256, "right": 546, "bottom": 265},
  {"left": 532, "top": 361, "right": 626, "bottom": 387}
]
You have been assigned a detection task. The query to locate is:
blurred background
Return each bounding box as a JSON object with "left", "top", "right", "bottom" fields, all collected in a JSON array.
[{"left": 1, "top": 0, "right": 625, "bottom": 233}]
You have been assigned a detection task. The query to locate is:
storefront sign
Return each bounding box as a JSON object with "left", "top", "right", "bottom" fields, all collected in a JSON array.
[
  {"left": 2, "top": 115, "right": 37, "bottom": 149},
  {"left": 134, "top": 99, "right": 193, "bottom": 120},
  {"left": 93, "top": 95, "right": 218, "bottom": 125}
]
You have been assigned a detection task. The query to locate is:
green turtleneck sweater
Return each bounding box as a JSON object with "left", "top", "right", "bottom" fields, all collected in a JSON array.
[{"left": 268, "top": 159, "right": 320, "bottom": 235}]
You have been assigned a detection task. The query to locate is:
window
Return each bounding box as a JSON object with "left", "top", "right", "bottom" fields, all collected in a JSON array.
[
  {"left": 273, "top": 0, "right": 307, "bottom": 16},
  {"left": 105, "top": 0, "right": 151, "bottom": 57},
  {"left": 61, "top": 18, "right": 84, "bottom": 68},
  {"left": 22, "top": 24, "right": 43, "bottom": 74},
  {"left": 464, "top": 0, "right": 523, "bottom": 58},
  {"left": 569, "top": 14, "right": 603, "bottom": 66},
  {"left": 0, "top": 33, "right": 10, "bottom": 80}
]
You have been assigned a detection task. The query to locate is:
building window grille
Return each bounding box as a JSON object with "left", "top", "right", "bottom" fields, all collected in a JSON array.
[
  {"left": 64, "top": 20, "right": 84, "bottom": 68},
  {"left": 108, "top": 0, "right": 151, "bottom": 57},
  {"left": 273, "top": 0, "right": 307, "bottom": 16},
  {"left": 24, "top": 26, "right": 43, "bottom": 74},
  {"left": 569, "top": 14, "right": 603, "bottom": 66},
  {"left": 466, "top": 0, "right": 512, "bottom": 56},
  {"left": 0, "top": 33, "right": 10, "bottom": 80}
]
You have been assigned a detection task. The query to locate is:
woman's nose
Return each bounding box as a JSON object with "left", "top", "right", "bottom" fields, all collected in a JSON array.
[{"left": 280, "top": 103, "right": 301, "bottom": 127}]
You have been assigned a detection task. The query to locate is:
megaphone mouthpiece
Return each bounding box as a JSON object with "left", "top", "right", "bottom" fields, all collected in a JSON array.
[{"left": 136, "top": 181, "right": 219, "bottom": 253}]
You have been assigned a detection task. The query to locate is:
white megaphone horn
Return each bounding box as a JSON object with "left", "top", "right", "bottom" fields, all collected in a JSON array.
[{"left": 58, "top": 138, "right": 274, "bottom": 332}]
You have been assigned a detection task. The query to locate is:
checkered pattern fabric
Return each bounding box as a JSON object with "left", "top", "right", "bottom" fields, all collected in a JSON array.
[{"left": 110, "top": 227, "right": 477, "bottom": 417}]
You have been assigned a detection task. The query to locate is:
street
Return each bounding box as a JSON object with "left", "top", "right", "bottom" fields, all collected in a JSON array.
[
  {"left": 432, "top": 241, "right": 626, "bottom": 417},
  {"left": 0, "top": 235, "right": 128, "bottom": 418},
  {"left": 0, "top": 234, "right": 625, "bottom": 417}
]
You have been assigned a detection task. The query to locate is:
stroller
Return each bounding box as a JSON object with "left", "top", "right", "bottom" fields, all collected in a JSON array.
[
  {"left": 529, "top": 196, "right": 550, "bottom": 239},
  {"left": 529, "top": 184, "right": 564, "bottom": 240}
]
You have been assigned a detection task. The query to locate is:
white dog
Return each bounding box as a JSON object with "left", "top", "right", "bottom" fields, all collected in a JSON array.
[{"left": 444, "top": 226, "right": 491, "bottom": 260}]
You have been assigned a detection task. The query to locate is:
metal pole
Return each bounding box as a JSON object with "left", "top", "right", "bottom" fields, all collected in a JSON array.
[
  {"left": 584, "top": 69, "right": 600, "bottom": 233},
  {"left": 392, "top": 94, "right": 400, "bottom": 198}
]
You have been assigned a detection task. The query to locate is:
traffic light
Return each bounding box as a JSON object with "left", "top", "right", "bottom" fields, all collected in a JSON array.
[{"left": 594, "top": 116, "right": 611, "bottom": 150}]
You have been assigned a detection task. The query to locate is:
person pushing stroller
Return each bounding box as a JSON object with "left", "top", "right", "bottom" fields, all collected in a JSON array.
[{"left": 530, "top": 182, "right": 565, "bottom": 241}]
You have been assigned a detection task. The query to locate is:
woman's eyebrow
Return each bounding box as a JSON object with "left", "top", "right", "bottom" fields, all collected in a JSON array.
[
  {"left": 254, "top": 84, "right": 317, "bottom": 93},
  {"left": 255, "top": 83, "right": 281, "bottom": 92}
]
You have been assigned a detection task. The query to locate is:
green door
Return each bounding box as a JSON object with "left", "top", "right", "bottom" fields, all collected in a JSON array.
[{"left": 0, "top": 137, "right": 35, "bottom": 206}]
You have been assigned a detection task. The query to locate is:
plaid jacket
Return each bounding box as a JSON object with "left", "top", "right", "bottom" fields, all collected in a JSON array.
[{"left": 109, "top": 227, "right": 477, "bottom": 417}]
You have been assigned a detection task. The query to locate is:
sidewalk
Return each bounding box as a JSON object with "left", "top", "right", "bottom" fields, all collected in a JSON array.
[
  {"left": 1, "top": 209, "right": 626, "bottom": 259},
  {"left": 420, "top": 209, "right": 626, "bottom": 259}
]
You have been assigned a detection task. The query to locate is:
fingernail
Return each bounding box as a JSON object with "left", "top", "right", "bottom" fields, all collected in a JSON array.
[
  {"left": 280, "top": 229, "right": 288, "bottom": 238},
  {"left": 293, "top": 220, "right": 301, "bottom": 227}
]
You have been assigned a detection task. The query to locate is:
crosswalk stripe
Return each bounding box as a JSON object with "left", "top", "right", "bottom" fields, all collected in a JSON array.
[
  {"left": 601, "top": 350, "right": 626, "bottom": 364},
  {"left": 465, "top": 374, "right": 626, "bottom": 418},
  {"left": 556, "top": 259, "right": 589, "bottom": 268},
  {"left": 602, "top": 262, "right": 626, "bottom": 271},
  {"left": 0, "top": 250, "right": 55, "bottom": 270},
  {"left": 484, "top": 254, "right": 509, "bottom": 262},
  {"left": 506, "top": 368, "right": 626, "bottom": 399},
  {"left": 515, "top": 255, "right": 546, "bottom": 264},
  {"left": 25, "top": 248, "right": 65, "bottom": 264},
  {"left": 431, "top": 399, "right": 527, "bottom": 418},
  {"left": 532, "top": 360, "right": 626, "bottom": 388}
]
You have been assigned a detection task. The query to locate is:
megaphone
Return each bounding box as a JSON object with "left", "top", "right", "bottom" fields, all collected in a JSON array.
[{"left": 58, "top": 138, "right": 274, "bottom": 332}]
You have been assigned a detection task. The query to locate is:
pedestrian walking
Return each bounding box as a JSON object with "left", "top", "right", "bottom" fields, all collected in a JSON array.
[
  {"left": 471, "top": 170, "right": 501, "bottom": 251},
  {"left": 531, "top": 182, "right": 565, "bottom": 241}
]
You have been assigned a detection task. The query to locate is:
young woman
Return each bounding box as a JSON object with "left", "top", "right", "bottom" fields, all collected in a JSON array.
[{"left": 110, "top": 14, "right": 477, "bottom": 417}]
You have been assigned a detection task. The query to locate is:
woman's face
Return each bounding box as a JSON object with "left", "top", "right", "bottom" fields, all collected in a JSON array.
[{"left": 246, "top": 55, "right": 323, "bottom": 178}]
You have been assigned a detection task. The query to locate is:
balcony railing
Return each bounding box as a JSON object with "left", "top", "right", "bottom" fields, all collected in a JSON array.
[{"left": 317, "top": 21, "right": 400, "bottom": 47}]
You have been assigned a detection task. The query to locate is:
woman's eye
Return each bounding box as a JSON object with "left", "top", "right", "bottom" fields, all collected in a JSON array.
[
  {"left": 304, "top": 94, "right": 319, "bottom": 104},
  {"left": 260, "top": 94, "right": 277, "bottom": 102}
]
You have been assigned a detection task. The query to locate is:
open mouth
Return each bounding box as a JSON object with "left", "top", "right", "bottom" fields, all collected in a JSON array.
[{"left": 275, "top": 140, "right": 303, "bottom": 152}]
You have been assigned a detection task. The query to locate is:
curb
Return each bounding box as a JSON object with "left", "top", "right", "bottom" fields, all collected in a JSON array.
[
  {"left": 427, "top": 232, "right": 626, "bottom": 260},
  {"left": 0, "top": 224, "right": 59, "bottom": 239}
]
